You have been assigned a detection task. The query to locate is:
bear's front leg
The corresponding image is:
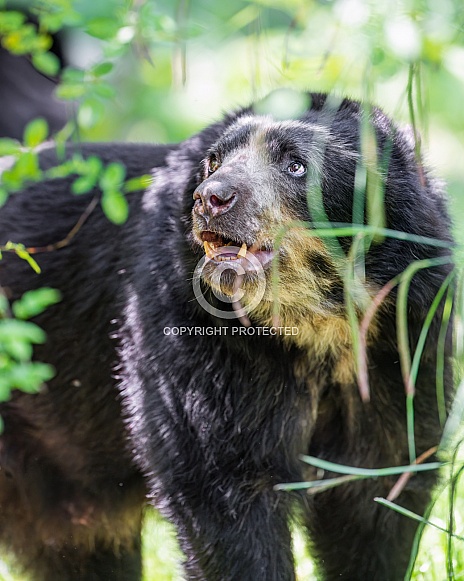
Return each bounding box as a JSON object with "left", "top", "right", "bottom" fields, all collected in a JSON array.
[{"left": 168, "top": 486, "right": 296, "bottom": 581}]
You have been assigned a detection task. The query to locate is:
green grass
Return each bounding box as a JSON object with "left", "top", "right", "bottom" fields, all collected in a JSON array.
[
  {"left": 141, "top": 512, "right": 318, "bottom": 581},
  {"left": 0, "top": 474, "right": 462, "bottom": 581},
  {"left": 142, "top": 512, "right": 183, "bottom": 581},
  {"left": 409, "top": 479, "right": 464, "bottom": 580},
  {"left": 141, "top": 483, "right": 464, "bottom": 581}
]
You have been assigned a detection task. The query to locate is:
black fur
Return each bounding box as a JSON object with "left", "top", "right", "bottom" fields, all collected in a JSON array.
[{"left": 0, "top": 94, "right": 454, "bottom": 580}]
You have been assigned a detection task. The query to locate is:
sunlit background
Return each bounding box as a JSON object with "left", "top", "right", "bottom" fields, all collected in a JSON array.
[{"left": 5, "top": 0, "right": 464, "bottom": 220}]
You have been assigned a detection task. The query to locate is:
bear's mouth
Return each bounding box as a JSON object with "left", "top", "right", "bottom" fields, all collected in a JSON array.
[{"left": 200, "top": 230, "right": 274, "bottom": 267}]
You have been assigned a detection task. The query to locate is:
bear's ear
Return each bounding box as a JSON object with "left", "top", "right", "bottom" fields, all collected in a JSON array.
[
  {"left": 396, "top": 123, "right": 421, "bottom": 153},
  {"left": 397, "top": 123, "right": 411, "bottom": 141}
]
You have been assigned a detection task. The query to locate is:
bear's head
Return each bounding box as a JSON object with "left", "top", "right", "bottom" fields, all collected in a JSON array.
[{"left": 190, "top": 111, "right": 353, "bottom": 328}]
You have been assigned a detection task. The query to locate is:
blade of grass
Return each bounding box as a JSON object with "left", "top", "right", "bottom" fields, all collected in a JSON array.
[
  {"left": 374, "top": 497, "right": 464, "bottom": 542},
  {"left": 405, "top": 475, "right": 450, "bottom": 580},
  {"left": 396, "top": 257, "right": 454, "bottom": 395},
  {"left": 274, "top": 221, "right": 452, "bottom": 249},
  {"left": 409, "top": 271, "right": 455, "bottom": 393},
  {"left": 299, "top": 455, "right": 441, "bottom": 477},
  {"left": 407, "top": 62, "right": 426, "bottom": 186},
  {"left": 455, "top": 266, "right": 464, "bottom": 357},
  {"left": 396, "top": 256, "right": 454, "bottom": 462},
  {"left": 441, "top": 377, "right": 464, "bottom": 451},
  {"left": 406, "top": 393, "right": 416, "bottom": 463},
  {"left": 447, "top": 438, "right": 464, "bottom": 578},
  {"left": 275, "top": 474, "right": 365, "bottom": 493},
  {"left": 344, "top": 233, "right": 366, "bottom": 386},
  {"left": 436, "top": 282, "right": 455, "bottom": 428}
]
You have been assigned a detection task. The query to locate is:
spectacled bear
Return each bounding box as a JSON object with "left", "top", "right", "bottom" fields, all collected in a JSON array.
[{"left": 0, "top": 92, "right": 454, "bottom": 581}]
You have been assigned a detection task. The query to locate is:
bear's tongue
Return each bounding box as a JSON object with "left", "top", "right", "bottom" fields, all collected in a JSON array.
[
  {"left": 200, "top": 231, "right": 274, "bottom": 266},
  {"left": 203, "top": 240, "right": 247, "bottom": 261}
]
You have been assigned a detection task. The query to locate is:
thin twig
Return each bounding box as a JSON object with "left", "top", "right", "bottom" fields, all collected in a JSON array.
[
  {"left": 387, "top": 445, "right": 438, "bottom": 501},
  {"left": 357, "top": 277, "right": 398, "bottom": 402},
  {"left": 26, "top": 194, "right": 99, "bottom": 254}
]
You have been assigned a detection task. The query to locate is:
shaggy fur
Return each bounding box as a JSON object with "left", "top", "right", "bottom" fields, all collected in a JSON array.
[{"left": 0, "top": 93, "right": 454, "bottom": 580}]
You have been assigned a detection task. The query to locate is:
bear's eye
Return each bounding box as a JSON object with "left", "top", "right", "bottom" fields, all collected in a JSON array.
[
  {"left": 208, "top": 157, "right": 221, "bottom": 175},
  {"left": 287, "top": 162, "right": 306, "bottom": 176}
]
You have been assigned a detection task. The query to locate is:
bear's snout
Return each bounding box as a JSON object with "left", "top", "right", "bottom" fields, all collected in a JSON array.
[{"left": 193, "top": 178, "right": 238, "bottom": 219}]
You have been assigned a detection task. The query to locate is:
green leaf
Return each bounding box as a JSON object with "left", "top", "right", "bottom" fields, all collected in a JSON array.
[
  {"left": 4, "top": 338, "right": 33, "bottom": 361},
  {"left": 34, "top": 34, "right": 53, "bottom": 53},
  {"left": 15, "top": 151, "right": 42, "bottom": 180},
  {"left": 86, "top": 17, "right": 120, "bottom": 40},
  {"left": 84, "top": 156, "right": 104, "bottom": 178},
  {"left": 72, "top": 175, "right": 96, "bottom": 195},
  {"left": 61, "top": 68, "right": 86, "bottom": 83},
  {"left": 0, "top": 294, "right": 9, "bottom": 315},
  {"left": 12, "top": 288, "right": 61, "bottom": 320},
  {"left": 3, "top": 24, "right": 36, "bottom": 55},
  {"left": 40, "top": 13, "right": 66, "bottom": 33},
  {"left": 55, "top": 83, "right": 87, "bottom": 100},
  {"left": 0, "top": 168, "right": 21, "bottom": 191},
  {"left": 0, "top": 382, "right": 12, "bottom": 404},
  {"left": 101, "top": 190, "right": 129, "bottom": 224},
  {"left": 8, "top": 361, "right": 54, "bottom": 392},
  {"left": 91, "top": 61, "right": 114, "bottom": 77},
  {"left": 23, "top": 118, "right": 48, "bottom": 148},
  {"left": 0, "top": 138, "right": 21, "bottom": 156},
  {"left": 47, "top": 161, "right": 73, "bottom": 179},
  {"left": 93, "top": 82, "right": 116, "bottom": 99},
  {"left": 30, "top": 362, "right": 56, "bottom": 385},
  {"left": 0, "top": 187, "right": 8, "bottom": 207},
  {"left": 124, "top": 175, "right": 152, "bottom": 193},
  {"left": 0, "top": 319, "right": 46, "bottom": 345},
  {"left": 32, "top": 51, "right": 61, "bottom": 77},
  {"left": 1, "top": 152, "right": 41, "bottom": 187},
  {"left": 100, "top": 162, "right": 126, "bottom": 190},
  {"left": 78, "top": 98, "right": 105, "bottom": 129},
  {"left": 0, "top": 11, "right": 25, "bottom": 34},
  {"left": 45, "top": 159, "right": 75, "bottom": 180},
  {"left": 71, "top": 156, "right": 104, "bottom": 193}
]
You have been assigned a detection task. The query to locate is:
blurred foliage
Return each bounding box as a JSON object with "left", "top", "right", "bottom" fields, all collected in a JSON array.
[
  {"left": 1, "top": 0, "right": 463, "bottom": 222},
  {"left": 0, "top": 286, "right": 60, "bottom": 425},
  {"left": 0, "top": 0, "right": 462, "bottom": 149},
  {"left": 0, "top": 116, "right": 149, "bottom": 220},
  {"left": 1, "top": 0, "right": 464, "bottom": 579}
]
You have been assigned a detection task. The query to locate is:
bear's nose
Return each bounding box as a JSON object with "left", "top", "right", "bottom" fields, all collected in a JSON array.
[{"left": 193, "top": 182, "right": 237, "bottom": 218}]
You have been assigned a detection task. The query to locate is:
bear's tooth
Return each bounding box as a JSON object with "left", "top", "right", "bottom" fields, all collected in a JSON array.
[
  {"left": 237, "top": 243, "right": 247, "bottom": 258},
  {"left": 203, "top": 241, "right": 215, "bottom": 259}
]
